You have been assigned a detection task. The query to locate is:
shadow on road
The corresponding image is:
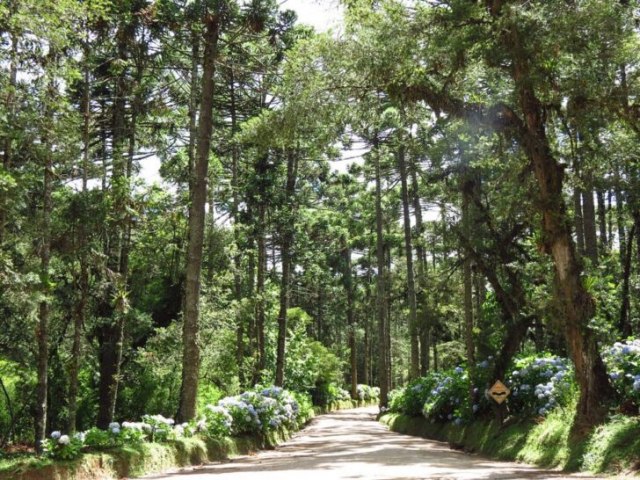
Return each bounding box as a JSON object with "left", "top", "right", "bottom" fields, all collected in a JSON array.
[{"left": 142, "top": 408, "right": 602, "bottom": 480}]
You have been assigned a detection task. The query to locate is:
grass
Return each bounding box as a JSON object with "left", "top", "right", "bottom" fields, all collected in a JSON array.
[
  {"left": 381, "top": 404, "right": 640, "bottom": 476},
  {"left": 582, "top": 415, "right": 640, "bottom": 473},
  {"left": 0, "top": 399, "right": 365, "bottom": 479}
]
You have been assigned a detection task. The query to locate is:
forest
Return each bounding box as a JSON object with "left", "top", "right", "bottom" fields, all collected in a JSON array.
[{"left": 1, "top": 0, "right": 640, "bottom": 474}]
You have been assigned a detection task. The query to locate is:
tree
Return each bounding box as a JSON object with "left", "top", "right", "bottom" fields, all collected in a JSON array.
[{"left": 177, "top": 2, "right": 223, "bottom": 423}]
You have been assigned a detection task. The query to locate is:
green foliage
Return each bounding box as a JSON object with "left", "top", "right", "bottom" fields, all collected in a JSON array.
[
  {"left": 268, "top": 308, "right": 343, "bottom": 395},
  {"left": 505, "top": 355, "right": 576, "bottom": 418},
  {"left": 290, "top": 391, "right": 314, "bottom": 426},
  {"left": 42, "top": 433, "right": 84, "bottom": 460},
  {"left": 422, "top": 368, "right": 473, "bottom": 424},
  {"left": 197, "top": 384, "right": 224, "bottom": 414},
  {"left": 582, "top": 415, "right": 640, "bottom": 473},
  {"left": 83, "top": 427, "right": 112, "bottom": 449},
  {"left": 602, "top": 339, "right": 640, "bottom": 412},
  {"left": 389, "top": 376, "right": 439, "bottom": 417},
  {"left": 140, "top": 415, "right": 176, "bottom": 443},
  {"left": 200, "top": 405, "right": 233, "bottom": 439},
  {"left": 356, "top": 384, "right": 379, "bottom": 402}
]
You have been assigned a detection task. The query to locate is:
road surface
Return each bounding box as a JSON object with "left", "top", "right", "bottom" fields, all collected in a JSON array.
[{"left": 143, "top": 407, "right": 603, "bottom": 480}]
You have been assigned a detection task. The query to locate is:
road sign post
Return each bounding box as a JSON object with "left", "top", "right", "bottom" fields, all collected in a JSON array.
[{"left": 488, "top": 380, "right": 510, "bottom": 404}]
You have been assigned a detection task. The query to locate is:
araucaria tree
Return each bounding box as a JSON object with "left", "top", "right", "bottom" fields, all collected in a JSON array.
[{"left": 4, "top": 0, "right": 640, "bottom": 459}]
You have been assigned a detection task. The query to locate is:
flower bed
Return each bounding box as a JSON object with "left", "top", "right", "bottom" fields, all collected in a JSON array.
[
  {"left": 39, "top": 385, "right": 311, "bottom": 462},
  {"left": 603, "top": 339, "right": 640, "bottom": 413},
  {"left": 388, "top": 354, "right": 577, "bottom": 423},
  {"left": 0, "top": 384, "right": 376, "bottom": 480}
]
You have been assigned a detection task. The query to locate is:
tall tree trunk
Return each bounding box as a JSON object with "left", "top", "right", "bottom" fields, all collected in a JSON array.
[
  {"left": 188, "top": 28, "right": 200, "bottom": 191},
  {"left": 343, "top": 246, "right": 358, "bottom": 399},
  {"left": 363, "top": 257, "right": 373, "bottom": 386},
  {"left": 97, "top": 22, "right": 131, "bottom": 428},
  {"left": 615, "top": 181, "right": 627, "bottom": 267},
  {"left": 398, "top": 143, "right": 420, "bottom": 379},
  {"left": 583, "top": 187, "right": 599, "bottom": 265},
  {"left": 35, "top": 84, "right": 54, "bottom": 453},
  {"left": 0, "top": 30, "right": 17, "bottom": 244},
  {"left": 597, "top": 189, "right": 608, "bottom": 253},
  {"left": 275, "top": 150, "right": 298, "bottom": 387},
  {"left": 607, "top": 189, "right": 613, "bottom": 249},
  {"left": 177, "top": 13, "right": 220, "bottom": 423},
  {"left": 461, "top": 169, "right": 476, "bottom": 368},
  {"left": 574, "top": 189, "right": 586, "bottom": 256},
  {"left": 229, "top": 64, "right": 245, "bottom": 386},
  {"left": 507, "top": 23, "right": 613, "bottom": 433},
  {"left": 619, "top": 223, "right": 635, "bottom": 338},
  {"left": 572, "top": 140, "right": 586, "bottom": 256},
  {"left": 68, "top": 55, "right": 91, "bottom": 433},
  {"left": 374, "top": 142, "right": 389, "bottom": 407},
  {"left": 411, "top": 164, "right": 430, "bottom": 375},
  {"left": 385, "top": 243, "right": 392, "bottom": 389},
  {"left": 255, "top": 195, "right": 267, "bottom": 381}
]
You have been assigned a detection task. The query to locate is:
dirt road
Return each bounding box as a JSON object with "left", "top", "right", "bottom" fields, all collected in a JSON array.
[{"left": 143, "top": 407, "right": 602, "bottom": 480}]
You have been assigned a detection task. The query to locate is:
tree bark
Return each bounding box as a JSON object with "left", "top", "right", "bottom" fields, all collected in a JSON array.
[
  {"left": 35, "top": 99, "right": 53, "bottom": 454},
  {"left": 68, "top": 34, "right": 91, "bottom": 434},
  {"left": 596, "top": 189, "right": 608, "bottom": 253},
  {"left": 411, "top": 163, "right": 430, "bottom": 375},
  {"left": 507, "top": 26, "right": 613, "bottom": 432},
  {"left": 619, "top": 223, "right": 635, "bottom": 338},
  {"left": 343, "top": 246, "right": 358, "bottom": 399},
  {"left": 573, "top": 186, "right": 586, "bottom": 256},
  {"left": 582, "top": 187, "right": 599, "bottom": 265},
  {"left": 398, "top": 143, "right": 420, "bottom": 379},
  {"left": 615, "top": 182, "right": 627, "bottom": 268},
  {"left": 275, "top": 150, "right": 298, "bottom": 387},
  {"left": 255, "top": 188, "right": 267, "bottom": 381},
  {"left": 403, "top": 1, "right": 615, "bottom": 432},
  {"left": 228, "top": 63, "right": 246, "bottom": 386},
  {"left": 97, "top": 20, "right": 132, "bottom": 428},
  {"left": 374, "top": 141, "right": 389, "bottom": 407},
  {"left": 0, "top": 28, "right": 17, "bottom": 244},
  {"left": 177, "top": 13, "right": 220, "bottom": 423},
  {"left": 461, "top": 169, "right": 476, "bottom": 368}
]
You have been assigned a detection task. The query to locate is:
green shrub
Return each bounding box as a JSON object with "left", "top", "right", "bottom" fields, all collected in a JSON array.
[
  {"left": 389, "top": 376, "right": 440, "bottom": 417},
  {"left": 602, "top": 339, "right": 640, "bottom": 412},
  {"left": 505, "top": 355, "right": 575, "bottom": 417},
  {"left": 42, "top": 432, "right": 84, "bottom": 460},
  {"left": 422, "top": 368, "right": 472, "bottom": 424}
]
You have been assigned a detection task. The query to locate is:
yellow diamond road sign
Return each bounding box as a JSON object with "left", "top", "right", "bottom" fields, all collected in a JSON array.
[{"left": 489, "top": 380, "right": 510, "bottom": 404}]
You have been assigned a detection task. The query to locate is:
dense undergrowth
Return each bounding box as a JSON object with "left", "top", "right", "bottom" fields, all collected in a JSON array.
[
  {"left": 384, "top": 342, "right": 640, "bottom": 475},
  {"left": 0, "top": 384, "right": 379, "bottom": 479}
]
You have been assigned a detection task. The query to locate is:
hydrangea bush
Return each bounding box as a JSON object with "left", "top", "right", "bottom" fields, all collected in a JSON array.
[
  {"left": 389, "top": 376, "right": 440, "bottom": 417},
  {"left": 422, "top": 367, "right": 474, "bottom": 425},
  {"left": 356, "top": 384, "right": 380, "bottom": 402},
  {"left": 43, "top": 385, "right": 313, "bottom": 460},
  {"left": 504, "top": 355, "right": 575, "bottom": 417},
  {"left": 201, "top": 405, "right": 233, "bottom": 438},
  {"left": 218, "top": 395, "right": 262, "bottom": 435},
  {"left": 386, "top": 354, "right": 579, "bottom": 425},
  {"left": 42, "top": 431, "right": 84, "bottom": 460},
  {"left": 602, "top": 339, "right": 640, "bottom": 409},
  {"left": 141, "top": 414, "right": 176, "bottom": 442}
]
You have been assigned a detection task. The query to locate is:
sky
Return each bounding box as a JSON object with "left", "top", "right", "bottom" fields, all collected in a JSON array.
[{"left": 282, "top": 0, "right": 344, "bottom": 33}]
